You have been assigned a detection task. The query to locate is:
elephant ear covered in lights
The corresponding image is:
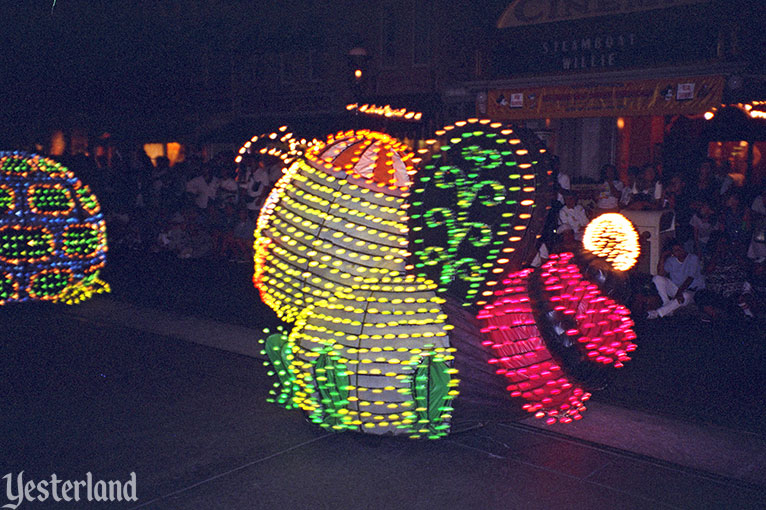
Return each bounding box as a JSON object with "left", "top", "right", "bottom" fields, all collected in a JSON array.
[
  {"left": 0, "top": 152, "right": 109, "bottom": 305},
  {"left": 406, "top": 120, "right": 554, "bottom": 309},
  {"left": 255, "top": 130, "right": 458, "bottom": 439}
]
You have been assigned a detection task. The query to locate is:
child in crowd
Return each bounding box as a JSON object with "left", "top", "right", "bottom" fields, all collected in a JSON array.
[
  {"left": 558, "top": 190, "right": 589, "bottom": 241},
  {"left": 220, "top": 208, "right": 256, "bottom": 262},
  {"left": 595, "top": 163, "right": 623, "bottom": 213},
  {"left": 688, "top": 202, "right": 717, "bottom": 258},
  {"left": 696, "top": 233, "right": 756, "bottom": 321}
]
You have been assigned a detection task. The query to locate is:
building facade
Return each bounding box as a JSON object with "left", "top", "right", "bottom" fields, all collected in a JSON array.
[{"left": 466, "top": 0, "right": 764, "bottom": 183}]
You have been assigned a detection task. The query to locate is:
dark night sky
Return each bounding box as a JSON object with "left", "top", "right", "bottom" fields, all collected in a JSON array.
[
  {"left": 0, "top": 1, "right": 308, "bottom": 144},
  {"left": 1, "top": 0, "right": 763, "bottom": 147}
]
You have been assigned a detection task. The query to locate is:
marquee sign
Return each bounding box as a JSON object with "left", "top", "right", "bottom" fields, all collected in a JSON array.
[
  {"left": 487, "top": 2, "right": 718, "bottom": 77},
  {"left": 498, "top": 0, "right": 713, "bottom": 27}
]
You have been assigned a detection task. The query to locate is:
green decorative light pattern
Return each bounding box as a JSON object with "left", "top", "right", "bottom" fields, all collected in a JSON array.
[
  {"left": 30, "top": 186, "right": 74, "bottom": 213},
  {"left": 0, "top": 226, "right": 54, "bottom": 262},
  {"left": 407, "top": 121, "right": 552, "bottom": 308}
]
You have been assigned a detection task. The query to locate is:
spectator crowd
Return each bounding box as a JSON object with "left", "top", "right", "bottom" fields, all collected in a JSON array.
[
  {"left": 51, "top": 146, "right": 765, "bottom": 323},
  {"left": 59, "top": 146, "right": 282, "bottom": 264},
  {"left": 540, "top": 157, "right": 765, "bottom": 323}
]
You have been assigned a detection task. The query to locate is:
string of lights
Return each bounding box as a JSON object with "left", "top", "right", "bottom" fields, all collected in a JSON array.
[{"left": 345, "top": 103, "right": 423, "bottom": 121}]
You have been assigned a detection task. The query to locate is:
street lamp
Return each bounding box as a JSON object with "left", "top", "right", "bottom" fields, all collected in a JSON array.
[{"left": 347, "top": 47, "right": 370, "bottom": 102}]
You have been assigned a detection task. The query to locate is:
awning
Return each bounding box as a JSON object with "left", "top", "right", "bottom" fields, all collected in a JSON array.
[{"left": 486, "top": 75, "right": 725, "bottom": 120}]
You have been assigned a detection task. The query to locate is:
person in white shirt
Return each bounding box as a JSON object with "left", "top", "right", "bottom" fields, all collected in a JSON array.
[
  {"left": 240, "top": 161, "right": 271, "bottom": 212},
  {"left": 620, "top": 166, "right": 639, "bottom": 207},
  {"left": 216, "top": 167, "right": 239, "bottom": 206},
  {"left": 558, "top": 191, "right": 589, "bottom": 241},
  {"left": 647, "top": 239, "right": 705, "bottom": 319},
  {"left": 185, "top": 165, "right": 219, "bottom": 209}
]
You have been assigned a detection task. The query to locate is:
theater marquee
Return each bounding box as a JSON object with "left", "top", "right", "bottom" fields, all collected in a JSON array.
[{"left": 498, "top": 0, "right": 713, "bottom": 27}]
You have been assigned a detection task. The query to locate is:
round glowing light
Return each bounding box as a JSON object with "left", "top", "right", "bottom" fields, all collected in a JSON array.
[
  {"left": 582, "top": 213, "right": 640, "bottom": 271},
  {"left": 704, "top": 111, "right": 715, "bottom": 120}
]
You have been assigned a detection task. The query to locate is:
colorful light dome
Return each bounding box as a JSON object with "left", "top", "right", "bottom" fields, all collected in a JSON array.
[{"left": 304, "top": 130, "right": 415, "bottom": 192}]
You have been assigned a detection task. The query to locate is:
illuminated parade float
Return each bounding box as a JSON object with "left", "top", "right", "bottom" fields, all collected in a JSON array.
[
  {"left": 0, "top": 152, "right": 109, "bottom": 305},
  {"left": 254, "top": 118, "right": 640, "bottom": 437}
]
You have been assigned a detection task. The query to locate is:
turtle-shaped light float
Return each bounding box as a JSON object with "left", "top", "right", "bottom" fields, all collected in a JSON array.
[
  {"left": 0, "top": 151, "right": 109, "bottom": 305},
  {"left": 256, "top": 120, "right": 639, "bottom": 436},
  {"left": 255, "top": 130, "right": 457, "bottom": 438}
]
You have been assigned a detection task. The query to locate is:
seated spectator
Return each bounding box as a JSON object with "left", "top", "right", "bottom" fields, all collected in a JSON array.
[
  {"left": 689, "top": 158, "right": 718, "bottom": 207},
  {"left": 240, "top": 160, "right": 271, "bottom": 212},
  {"left": 216, "top": 165, "right": 239, "bottom": 206},
  {"left": 713, "top": 161, "right": 735, "bottom": 196},
  {"left": 696, "top": 233, "right": 755, "bottom": 321},
  {"left": 624, "top": 163, "right": 662, "bottom": 210},
  {"left": 620, "top": 166, "right": 640, "bottom": 207},
  {"left": 221, "top": 208, "right": 256, "bottom": 262},
  {"left": 719, "top": 190, "right": 752, "bottom": 249},
  {"left": 530, "top": 241, "right": 550, "bottom": 268},
  {"left": 178, "top": 208, "right": 213, "bottom": 259},
  {"left": 153, "top": 206, "right": 211, "bottom": 259},
  {"left": 206, "top": 203, "right": 237, "bottom": 258},
  {"left": 688, "top": 202, "right": 718, "bottom": 258},
  {"left": 558, "top": 191, "right": 589, "bottom": 241},
  {"left": 661, "top": 174, "right": 682, "bottom": 210},
  {"left": 185, "top": 163, "right": 219, "bottom": 209},
  {"left": 154, "top": 210, "right": 188, "bottom": 254},
  {"left": 555, "top": 159, "right": 571, "bottom": 205},
  {"left": 594, "top": 163, "right": 623, "bottom": 213},
  {"left": 666, "top": 173, "right": 695, "bottom": 250},
  {"left": 647, "top": 239, "right": 705, "bottom": 319},
  {"left": 267, "top": 162, "right": 284, "bottom": 185}
]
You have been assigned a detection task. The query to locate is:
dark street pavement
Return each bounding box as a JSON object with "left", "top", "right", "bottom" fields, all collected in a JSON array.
[{"left": 2, "top": 251, "right": 765, "bottom": 509}]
